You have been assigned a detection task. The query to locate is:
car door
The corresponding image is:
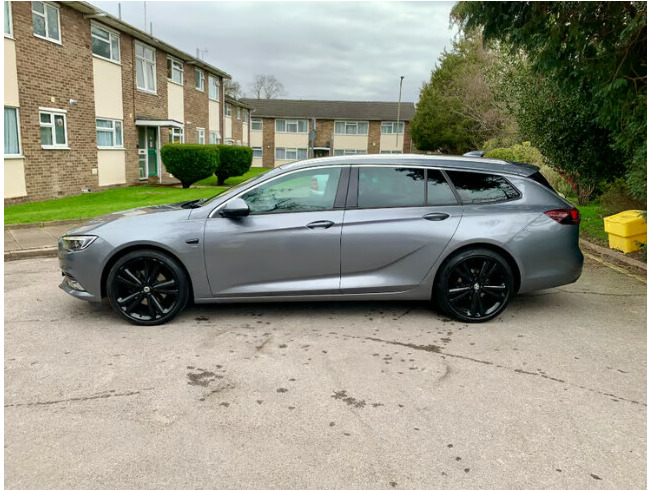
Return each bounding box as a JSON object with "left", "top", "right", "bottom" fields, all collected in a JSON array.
[
  {"left": 203, "top": 166, "right": 348, "bottom": 297},
  {"left": 340, "top": 165, "right": 462, "bottom": 293}
]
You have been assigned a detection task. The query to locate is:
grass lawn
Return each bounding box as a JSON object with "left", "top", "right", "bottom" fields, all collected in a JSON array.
[
  {"left": 5, "top": 168, "right": 271, "bottom": 225},
  {"left": 577, "top": 202, "right": 610, "bottom": 247}
]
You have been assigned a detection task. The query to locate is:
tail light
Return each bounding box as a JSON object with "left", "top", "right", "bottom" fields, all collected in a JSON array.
[{"left": 544, "top": 208, "right": 581, "bottom": 225}]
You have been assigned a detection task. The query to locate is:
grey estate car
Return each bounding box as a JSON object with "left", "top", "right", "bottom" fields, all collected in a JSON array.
[{"left": 59, "top": 154, "right": 583, "bottom": 326}]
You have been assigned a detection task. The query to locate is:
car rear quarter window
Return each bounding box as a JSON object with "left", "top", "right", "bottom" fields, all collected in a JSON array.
[
  {"left": 427, "top": 169, "right": 458, "bottom": 205},
  {"left": 358, "top": 167, "right": 425, "bottom": 208},
  {"left": 445, "top": 171, "right": 520, "bottom": 204}
]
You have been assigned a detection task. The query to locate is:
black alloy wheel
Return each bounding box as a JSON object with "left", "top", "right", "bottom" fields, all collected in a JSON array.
[
  {"left": 107, "top": 250, "right": 189, "bottom": 326},
  {"left": 436, "top": 249, "right": 514, "bottom": 323}
]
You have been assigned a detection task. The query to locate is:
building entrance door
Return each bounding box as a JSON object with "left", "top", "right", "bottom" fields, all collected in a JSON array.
[{"left": 137, "top": 127, "right": 159, "bottom": 179}]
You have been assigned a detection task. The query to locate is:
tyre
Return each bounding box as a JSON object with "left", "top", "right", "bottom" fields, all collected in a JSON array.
[
  {"left": 435, "top": 248, "right": 514, "bottom": 323},
  {"left": 106, "top": 250, "right": 190, "bottom": 326}
]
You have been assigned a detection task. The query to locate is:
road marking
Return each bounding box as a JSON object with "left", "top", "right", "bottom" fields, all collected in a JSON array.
[{"left": 584, "top": 252, "right": 647, "bottom": 284}]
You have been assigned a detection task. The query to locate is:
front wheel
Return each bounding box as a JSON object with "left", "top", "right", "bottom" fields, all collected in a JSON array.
[
  {"left": 106, "top": 250, "right": 189, "bottom": 326},
  {"left": 435, "top": 249, "right": 514, "bottom": 323}
]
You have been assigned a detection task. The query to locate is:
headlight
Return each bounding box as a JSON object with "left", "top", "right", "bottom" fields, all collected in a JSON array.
[{"left": 61, "top": 235, "right": 97, "bottom": 252}]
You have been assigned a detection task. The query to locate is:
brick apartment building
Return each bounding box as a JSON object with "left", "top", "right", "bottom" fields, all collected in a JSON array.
[
  {"left": 241, "top": 99, "right": 416, "bottom": 168},
  {"left": 223, "top": 96, "right": 250, "bottom": 147},
  {"left": 4, "top": 1, "right": 231, "bottom": 204}
]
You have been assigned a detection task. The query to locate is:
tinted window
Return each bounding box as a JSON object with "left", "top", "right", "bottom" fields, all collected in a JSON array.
[
  {"left": 427, "top": 169, "right": 457, "bottom": 205},
  {"left": 358, "top": 167, "right": 425, "bottom": 208},
  {"left": 445, "top": 171, "right": 520, "bottom": 203},
  {"left": 241, "top": 167, "right": 341, "bottom": 214}
]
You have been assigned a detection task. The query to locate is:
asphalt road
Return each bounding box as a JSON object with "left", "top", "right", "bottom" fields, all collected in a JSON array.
[{"left": 4, "top": 256, "right": 647, "bottom": 489}]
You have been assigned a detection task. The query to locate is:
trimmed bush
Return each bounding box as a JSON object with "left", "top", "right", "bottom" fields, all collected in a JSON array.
[
  {"left": 160, "top": 144, "right": 219, "bottom": 188},
  {"left": 215, "top": 145, "right": 253, "bottom": 185},
  {"left": 484, "top": 142, "right": 545, "bottom": 167}
]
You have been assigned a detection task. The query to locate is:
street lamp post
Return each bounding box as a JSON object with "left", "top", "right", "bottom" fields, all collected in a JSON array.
[{"left": 396, "top": 76, "right": 404, "bottom": 148}]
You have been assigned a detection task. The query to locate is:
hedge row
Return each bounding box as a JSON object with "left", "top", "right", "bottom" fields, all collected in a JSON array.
[{"left": 160, "top": 144, "right": 253, "bottom": 188}]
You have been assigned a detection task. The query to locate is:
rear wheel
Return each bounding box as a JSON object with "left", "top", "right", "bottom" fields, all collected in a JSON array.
[
  {"left": 435, "top": 248, "right": 513, "bottom": 323},
  {"left": 107, "top": 250, "right": 189, "bottom": 326}
]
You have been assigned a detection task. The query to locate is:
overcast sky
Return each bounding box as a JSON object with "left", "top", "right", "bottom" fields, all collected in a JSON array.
[{"left": 91, "top": 1, "right": 457, "bottom": 104}]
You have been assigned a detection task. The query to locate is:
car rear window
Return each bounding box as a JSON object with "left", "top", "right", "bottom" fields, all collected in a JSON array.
[{"left": 445, "top": 171, "right": 520, "bottom": 204}]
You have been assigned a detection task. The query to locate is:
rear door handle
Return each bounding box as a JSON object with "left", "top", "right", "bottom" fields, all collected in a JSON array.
[
  {"left": 423, "top": 212, "right": 450, "bottom": 222},
  {"left": 306, "top": 220, "right": 335, "bottom": 229}
]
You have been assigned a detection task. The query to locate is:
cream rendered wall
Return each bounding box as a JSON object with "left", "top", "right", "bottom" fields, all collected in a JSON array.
[
  {"left": 167, "top": 83, "right": 184, "bottom": 123},
  {"left": 242, "top": 122, "right": 249, "bottom": 145},
  {"left": 97, "top": 150, "right": 126, "bottom": 186},
  {"left": 93, "top": 58, "right": 123, "bottom": 119},
  {"left": 224, "top": 115, "right": 232, "bottom": 140},
  {"left": 333, "top": 134, "right": 368, "bottom": 151},
  {"left": 250, "top": 131, "right": 263, "bottom": 167},
  {"left": 4, "top": 37, "right": 26, "bottom": 198},
  {"left": 380, "top": 134, "right": 405, "bottom": 152},
  {"left": 276, "top": 133, "right": 309, "bottom": 148},
  {"left": 209, "top": 100, "right": 220, "bottom": 135}
]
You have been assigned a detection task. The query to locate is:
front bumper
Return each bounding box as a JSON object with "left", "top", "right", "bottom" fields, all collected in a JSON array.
[{"left": 58, "top": 236, "right": 113, "bottom": 303}]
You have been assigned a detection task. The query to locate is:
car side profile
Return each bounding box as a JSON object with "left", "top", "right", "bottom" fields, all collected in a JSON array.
[{"left": 58, "top": 154, "right": 583, "bottom": 326}]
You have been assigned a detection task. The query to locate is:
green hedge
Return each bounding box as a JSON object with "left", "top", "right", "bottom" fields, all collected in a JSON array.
[
  {"left": 160, "top": 144, "right": 220, "bottom": 188},
  {"left": 215, "top": 145, "right": 253, "bottom": 185}
]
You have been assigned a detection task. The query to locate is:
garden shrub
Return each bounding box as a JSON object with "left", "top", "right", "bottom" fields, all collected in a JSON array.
[
  {"left": 215, "top": 145, "right": 253, "bottom": 185},
  {"left": 599, "top": 178, "right": 647, "bottom": 216},
  {"left": 160, "top": 144, "right": 220, "bottom": 188}
]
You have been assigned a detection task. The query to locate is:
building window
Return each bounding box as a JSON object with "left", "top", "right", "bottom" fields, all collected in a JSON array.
[
  {"left": 275, "top": 147, "right": 308, "bottom": 160},
  {"left": 4, "top": 107, "right": 20, "bottom": 155},
  {"left": 275, "top": 119, "right": 308, "bottom": 133},
  {"left": 380, "top": 150, "right": 403, "bottom": 154},
  {"left": 243, "top": 110, "right": 248, "bottom": 123},
  {"left": 209, "top": 131, "right": 220, "bottom": 144},
  {"left": 196, "top": 127, "right": 205, "bottom": 144},
  {"left": 170, "top": 127, "right": 184, "bottom": 143},
  {"left": 96, "top": 118, "right": 123, "bottom": 148},
  {"left": 5, "top": 1, "right": 13, "bottom": 37},
  {"left": 381, "top": 122, "right": 404, "bottom": 134},
  {"left": 39, "top": 109, "right": 67, "bottom": 148},
  {"left": 252, "top": 147, "right": 263, "bottom": 159},
  {"left": 135, "top": 42, "right": 156, "bottom": 93},
  {"left": 251, "top": 118, "right": 262, "bottom": 131},
  {"left": 195, "top": 68, "right": 204, "bottom": 91},
  {"left": 333, "top": 149, "right": 367, "bottom": 156},
  {"left": 32, "top": 1, "right": 60, "bottom": 43},
  {"left": 334, "top": 121, "right": 368, "bottom": 135},
  {"left": 91, "top": 24, "right": 120, "bottom": 62},
  {"left": 225, "top": 104, "right": 232, "bottom": 117},
  {"left": 208, "top": 75, "right": 220, "bottom": 100},
  {"left": 167, "top": 57, "right": 183, "bottom": 85}
]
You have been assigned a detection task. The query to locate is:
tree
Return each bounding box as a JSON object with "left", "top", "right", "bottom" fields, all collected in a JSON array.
[
  {"left": 410, "top": 34, "right": 515, "bottom": 153},
  {"left": 214, "top": 145, "right": 253, "bottom": 185},
  {"left": 250, "top": 74, "right": 286, "bottom": 99},
  {"left": 224, "top": 80, "right": 243, "bottom": 99},
  {"left": 161, "top": 144, "right": 219, "bottom": 189},
  {"left": 451, "top": 1, "right": 647, "bottom": 199}
]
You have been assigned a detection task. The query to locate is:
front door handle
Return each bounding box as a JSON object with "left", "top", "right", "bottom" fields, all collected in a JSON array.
[
  {"left": 423, "top": 212, "right": 450, "bottom": 222},
  {"left": 306, "top": 220, "right": 335, "bottom": 229}
]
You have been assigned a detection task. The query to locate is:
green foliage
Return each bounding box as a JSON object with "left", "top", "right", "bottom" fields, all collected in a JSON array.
[
  {"left": 484, "top": 142, "right": 544, "bottom": 167},
  {"left": 451, "top": 1, "right": 647, "bottom": 199},
  {"left": 195, "top": 167, "right": 270, "bottom": 187},
  {"left": 160, "top": 144, "right": 220, "bottom": 189},
  {"left": 215, "top": 145, "right": 254, "bottom": 185},
  {"left": 411, "top": 34, "right": 515, "bottom": 153},
  {"left": 599, "top": 178, "right": 647, "bottom": 216}
]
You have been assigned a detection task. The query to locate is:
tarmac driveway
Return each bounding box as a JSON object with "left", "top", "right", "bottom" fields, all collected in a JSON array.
[{"left": 4, "top": 256, "right": 647, "bottom": 489}]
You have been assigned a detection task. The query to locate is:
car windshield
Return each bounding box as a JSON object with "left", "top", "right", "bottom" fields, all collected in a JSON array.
[{"left": 198, "top": 167, "right": 283, "bottom": 206}]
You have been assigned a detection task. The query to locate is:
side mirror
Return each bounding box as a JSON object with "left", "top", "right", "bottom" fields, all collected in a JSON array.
[{"left": 219, "top": 197, "right": 250, "bottom": 218}]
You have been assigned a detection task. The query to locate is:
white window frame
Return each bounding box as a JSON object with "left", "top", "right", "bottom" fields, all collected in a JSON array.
[
  {"left": 236, "top": 107, "right": 241, "bottom": 120},
  {"left": 4, "top": 106, "right": 21, "bottom": 157},
  {"left": 334, "top": 121, "right": 369, "bottom": 135},
  {"left": 39, "top": 107, "right": 68, "bottom": 149},
  {"left": 208, "top": 75, "right": 220, "bottom": 100},
  {"left": 251, "top": 118, "right": 263, "bottom": 131},
  {"left": 32, "top": 1, "right": 61, "bottom": 44},
  {"left": 333, "top": 149, "right": 367, "bottom": 156},
  {"left": 195, "top": 68, "right": 205, "bottom": 92},
  {"left": 91, "top": 23, "right": 120, "bottom": 63},
  {"left": 225, "top": 104, "right": 232, "bottom": 117},
  {"left": 243, "top": 110, "right": 248, "bottom": 123},
  {"left": 275, "top": 119, "right": 308, "bottom": 134},
  {"left": 170, "top": 127, "right": 184, "bottom": 143},
  {"left": 209, "top": 130, "right": 221, "bottom": 144},
  {"left": 275, "top": 147, "right": 308, "bottom": 160},
  {"left": 381, "top": 121, "right": 404, "bottom": 134},
  {"left": 96, "top": 118, "right": 123, "bottom": 148},
  {"left": 5, "top": 1, "right": 13, "bottom": 38},
  {"left": 380, "top": 150, "right": 403, "bottom": 154},
  {"left": 196, "top": 127, "right": 205, "bottom": 144},
  {"left": 252, "top": 147, "right": 263, "bottom": 159},
  {"left": 135, "top": 42, "right": 157, "bottom": 94},
  {"left": 167, "top": 56, "right": 183, "bottom": 85}
]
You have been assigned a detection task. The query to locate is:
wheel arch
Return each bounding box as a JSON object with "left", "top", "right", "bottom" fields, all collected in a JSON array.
[
  {"left": 434, "top": 243, "right": 521, "bottom": 294},
  {"left": 100, "top": 244, "right": 195, "bottom": 300}
]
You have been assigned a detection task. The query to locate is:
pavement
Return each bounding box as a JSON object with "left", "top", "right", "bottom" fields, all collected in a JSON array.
[{"left": 4, "top": 219, "right": 647, "bottom": 274}]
